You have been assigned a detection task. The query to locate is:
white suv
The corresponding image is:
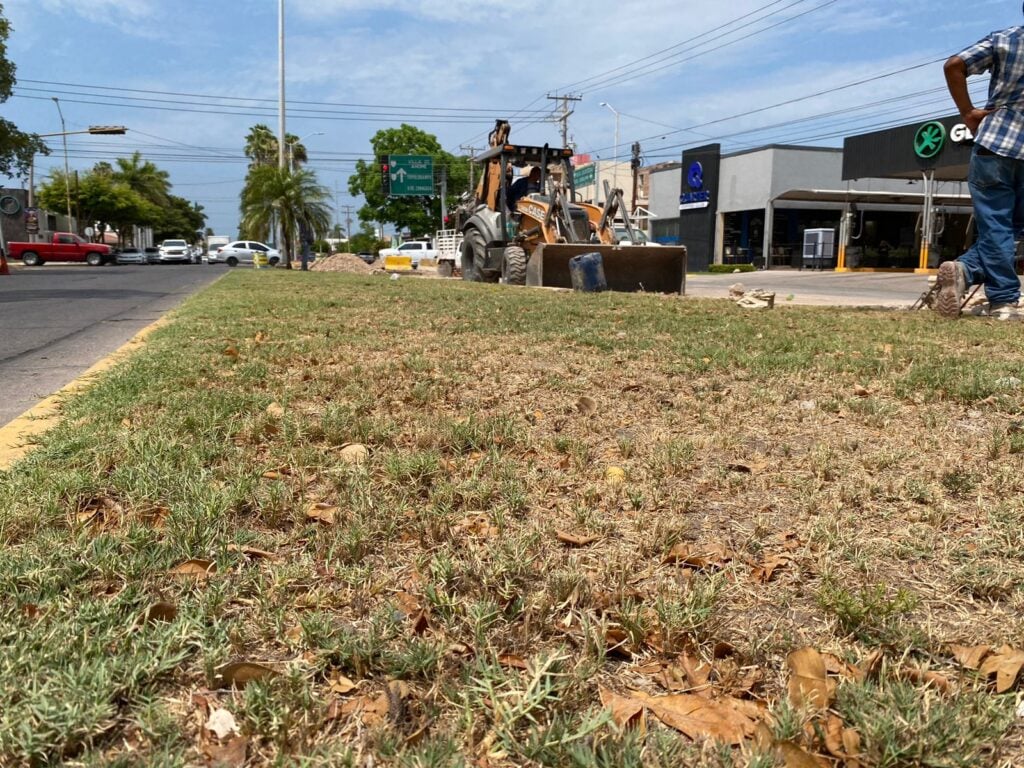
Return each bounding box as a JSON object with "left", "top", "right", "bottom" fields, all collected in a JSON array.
[
  {"left": 158, "top": 239, "right": 192, "bottom": 263},
  {"left": 210, "top": 240, "right": 281, "bottom": 267}
]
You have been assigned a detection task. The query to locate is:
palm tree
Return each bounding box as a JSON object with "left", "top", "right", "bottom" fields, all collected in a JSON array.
[
  {"left": 113, "top": 152, "right": 170, "bottom": 207},
  {"left": 244, "top": 124, "right": 309, "bottom": 169},
  {"left": 240, "top": 166, "right": 332, "bottom": 269}
]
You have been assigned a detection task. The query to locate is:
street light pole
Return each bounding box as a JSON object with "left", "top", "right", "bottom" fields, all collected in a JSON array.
[
  {"left": 278, "top": 0, "right": 287, "bottom": 171},
  {"left": 51, "top": 97, "right": 73, "bottom": 233},
  {"left": 288, "top": 131, "right": 324, "bottom": 172},
  {"left": 600, "top": 102, "right": 620, "bottom": 197}
]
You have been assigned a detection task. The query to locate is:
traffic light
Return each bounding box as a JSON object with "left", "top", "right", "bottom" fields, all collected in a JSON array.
[{"left": 380, "top": 155, "right": 391, "bottom": 197}]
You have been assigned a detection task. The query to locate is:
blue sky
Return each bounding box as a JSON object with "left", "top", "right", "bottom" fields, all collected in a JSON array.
[{"left": 0, "top": 0, "right": 1016, "bottom": 237}]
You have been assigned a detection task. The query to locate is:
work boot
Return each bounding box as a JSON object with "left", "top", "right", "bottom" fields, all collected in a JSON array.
[
  {"left": 988, "top": 302, "right": 1023, "bottom": 321},
  {"left": 935, "top": 260, "right": 967, "bottom": 319}
]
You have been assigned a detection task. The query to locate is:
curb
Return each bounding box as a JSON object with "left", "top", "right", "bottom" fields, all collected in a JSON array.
[{"left": 0, "top": 315, "right": 171, "bottom": 471}]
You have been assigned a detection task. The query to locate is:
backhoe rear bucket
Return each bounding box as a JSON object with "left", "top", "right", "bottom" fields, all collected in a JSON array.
[{"left": 525, "top": 244, "right": 687, "bottom": 294}]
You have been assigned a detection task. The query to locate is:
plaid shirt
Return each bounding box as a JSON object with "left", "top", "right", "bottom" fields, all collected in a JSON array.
[{"left": 957, "top": 26, "right": 1024, "bottom": 159}]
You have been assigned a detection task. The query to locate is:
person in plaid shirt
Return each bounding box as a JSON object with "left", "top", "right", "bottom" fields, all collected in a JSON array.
[{"left": 940, "top": 6, "right": 1024, "bottom": 319}]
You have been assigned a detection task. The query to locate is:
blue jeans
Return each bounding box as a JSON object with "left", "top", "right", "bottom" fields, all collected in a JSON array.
[{"left": 959, "top": 145, "right": 1024, "bottom": 305}]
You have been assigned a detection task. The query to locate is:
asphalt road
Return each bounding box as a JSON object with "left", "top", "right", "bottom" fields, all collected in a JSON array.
[{"left": 0, "top": 264, "right": 224, "bottom": 427}]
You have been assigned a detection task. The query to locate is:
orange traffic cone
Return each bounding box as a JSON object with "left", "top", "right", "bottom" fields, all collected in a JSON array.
[{"left": 0, "top": 250, "right": 9, "bottom": 276}]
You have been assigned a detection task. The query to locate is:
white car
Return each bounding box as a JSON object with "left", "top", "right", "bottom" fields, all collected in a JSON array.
[
  {"left": 210, "top": 240, "right": 281, "bottom": 267},
  {"left": 115, "top": 246, "right": 146, "bottom": 265},
  {"left": 158, "top": 239, "right": 192, "bottom": 264},
  {"left": 614, "top": 228, "right": 660, "bottom": 246}
]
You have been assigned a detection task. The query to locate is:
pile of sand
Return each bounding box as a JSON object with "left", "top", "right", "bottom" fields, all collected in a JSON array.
[{"left": 309, "top": 253, "right": 378, "bottom": 275}]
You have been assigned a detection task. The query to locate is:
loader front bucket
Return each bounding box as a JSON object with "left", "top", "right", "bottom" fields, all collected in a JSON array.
[{"left": 525, "top": 244, "right": 687, "bottom": 295}]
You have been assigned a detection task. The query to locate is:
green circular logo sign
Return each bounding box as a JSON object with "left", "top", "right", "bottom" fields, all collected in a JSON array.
[{"left": 914, "top": 121, "right": 947, "bottom": 159}]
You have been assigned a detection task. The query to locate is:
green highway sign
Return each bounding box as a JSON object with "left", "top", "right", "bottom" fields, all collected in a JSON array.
[
  {"left": 388, "top": 155, "right": 435, "bottom": 196},
  {"left": 573, "top": 163, "right": 596, "bottom": 188}
]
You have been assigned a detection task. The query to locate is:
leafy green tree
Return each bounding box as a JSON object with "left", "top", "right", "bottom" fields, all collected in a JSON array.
[
  {"left": 348, "top": 223, "right": 388, "bottom": 255},
  {"left": 37, "top": 168, "right": 155, "bottom": 240},
  {"left": 240, "top": 166, "right": 332, "bottom": 268},
  {"left": 153, "top": 195, "right": 206, "bottom": 243},
  {"left": 0, "top": 5, "right": 47, "bottom": 178},
  {"left": 348, "top": 124, "right": 469, "bottom": 237},
  {"left": 244, "top": 124, "right": 308, "bottom": 169},
  {"left": 113, "top": 151, "right": 171, "bottom": 207}
]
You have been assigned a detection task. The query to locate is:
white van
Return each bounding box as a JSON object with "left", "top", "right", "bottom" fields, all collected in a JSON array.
[{"left": 205, "top": 236, "right": 230, "bottom": 263}]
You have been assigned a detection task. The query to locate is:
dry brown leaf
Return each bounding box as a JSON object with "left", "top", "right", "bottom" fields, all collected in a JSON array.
[
  {"left": 169, "top": 559, "right": 216, "bottom": 579},
  {"left": 227, "top": 544, "right": 281, "bottom": 562},
  {"left": 216, "top": 661, "right": 279, "bottom": 689},
  {"left": 262, "top": 470, "right": 282, "bottom": 480},
  {"left": 222, "top": 346, "right": 239, "bottom": 359},
  {"left": 679, "top": 653, "right": 713, "bottom": 689},
  {"left": 787, "top": 647, "right": 834, "bottom": 709},
  {"left": 577, "top": 396, "right": 597, "bottom": 415},
  {"left": 254, "top": 331, "right": 267, "bottom": 343},
  {"left": 328, "top": 671, "right": 358, "bottom": 695},
  {"left": 306, "top": 503, "right": 338, "bottom": 525},
  {"left": 143, "top": 601, "right": 178, "bottom": 623},
  {"left": 606, "top": 628, "right": 634, "bottom": 658},
  {"left": 776, "top": 741, "right": 827, "bottom": 768},
  {"left": 824, "top": 715, "right": 862, "bottom": 766},
  {"left": 726, "top": 460, "right": 768, "bottom": 474},
  {"left": 663, "top": 542, "right": 733, "bottom": 570},
  {"left": 266, "top": 402, "right": 284, "bottom": 418},
  {"left": 900, "top": 666, "right": 953, "bottom": 694},
  {"left": 339, "top": 443, "right": 370, "bottom": 465},
  {"left": 751, "top": 554, "right": 791, "bottom": 583},
  {"left": 853, "top": 385, "right": 870, "bottom": 397},
  {"left": 979, "top": 645, "right": 1024, "bottom": 693},
  {"left": 203, "top": 735, "right": 248, "bottom": 767},
  {"left": 497, "top": 654, "right": 529, "bottom": 670},
  {"left": 858, "top": 649, "right": 884, "bottom": 682},
  {"left": 626, "top": 690, "right": 763, "bottom": 744},
  {"left": 599, "top": 686, "right": 646, "bottom": 732},
  {"left": 950, "top": 644, "right": 992, "bottom": 670},
  {"left": 555, "top": 530, "right": 601, "bottom": 547}
]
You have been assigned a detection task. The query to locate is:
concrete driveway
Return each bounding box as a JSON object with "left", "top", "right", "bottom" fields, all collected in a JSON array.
[{"left": 686, "top": 270, "right": 936, "bottom": 308}]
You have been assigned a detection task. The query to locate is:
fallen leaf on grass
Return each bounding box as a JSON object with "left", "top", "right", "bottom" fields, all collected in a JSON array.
[
  {"left": 328, "top": 671, "right": 358, "bottom": 695},
  {"left": 663, "top": 542, "right": 733, "bottom": 570},
  {"left": 339, "top": 443, "right": 369, "bottom": 465},
  {"left": 203, "top": 736, "right": 248, "bottom": 767},
  {"left": 169, "top": 559, "right": 217, "bottom": 579},
  {"left": 824, "top": 714, "right": 862, "bottom": 766},
  {"left": 950, "top": 644, "right": 991, "bottom": 670},
  {"left": 222, "top": 346, "right": 239, "bottom": 359},
  {"left": 497, "top": 654, "right": 529, "bottom": 670},
  {"left": 334, "top": 681, "right": 409, "bottom": 727},
  {"left": 787, "top": 648, "right": 834, "bottom": 709},
  {"left": 306, "top": 503, "right": 338, "bottom": 525},
  {"left": 726, "top": 460, "right": 768, "bottom": 474},
  {"left": 599, "top": 686, "right": 646, "bottom": 732},
  {"left": 979, "top": 646, "right": 1024, "bottom": 693},
  {"left": 626, "top": 690, "right": 763, "bottom": 744},
  {"left": 776, "top": 741, "right": 827, "bottom": 767},
  {"left": 576, "top": 396, "right": 597, "bottom": 415},
  {"left": 216, "top": 661, "right": 279, "bottom": 689},
  {"left": 605, "top": 628, "right": 634, "bottom": 658},
  {"left": 853, "top": 385, "right": 870, "bottom": 398},
  {"left": 556, "top": 530, "right": 601, "bottom": 547},
  {"left": 265, "top": 402, "right": 284, "bottom": 418},
  {"left": 142, "top": 602, "right": 178, "bottom": 623},
  {"left": 750, "top": 554, "right": 792, "bottom": 583},
  {"left": 205, "top": 708, "right": 239, "bottom": 739},
  {"left": 900, "top": 666, "right": 953, "bottom": 694},
  {"left": 227, "top": 544, "right": 281, "bottom": 562}
]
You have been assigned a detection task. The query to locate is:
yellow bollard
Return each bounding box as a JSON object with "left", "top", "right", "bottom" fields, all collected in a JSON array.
[{"left": 253, "top": 251, "right": 268, "bottom": 270}]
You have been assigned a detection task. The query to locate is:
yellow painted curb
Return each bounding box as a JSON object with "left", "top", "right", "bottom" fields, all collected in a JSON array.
[{"left": 0, "top": 315, "right": 172, "bottom": 471}]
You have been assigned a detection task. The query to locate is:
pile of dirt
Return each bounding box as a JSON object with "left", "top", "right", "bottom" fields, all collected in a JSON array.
[{"left": 309, "top": 253, "right": 378, "bottom": 275}]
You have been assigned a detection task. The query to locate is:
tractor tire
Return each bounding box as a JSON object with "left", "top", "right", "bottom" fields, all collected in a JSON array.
[
  {"left": 461, "top": 228, "right": 486, "bottom": 282},
  {"left": 501, "top": 246, "right": 527, "bottom": 286}
]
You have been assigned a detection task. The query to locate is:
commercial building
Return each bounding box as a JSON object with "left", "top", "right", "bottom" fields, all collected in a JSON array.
[{"left": 647, "top": 115, "right": 975, "bottom": 272}]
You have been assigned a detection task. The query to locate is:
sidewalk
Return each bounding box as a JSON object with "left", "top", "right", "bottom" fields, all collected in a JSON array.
[{"left": 687, "top": 270, "right": 931, "bottom": 308}]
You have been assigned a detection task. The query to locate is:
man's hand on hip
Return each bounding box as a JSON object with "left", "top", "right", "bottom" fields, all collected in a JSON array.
[{"left": 963, "top": 108, "right": 994, "bottom": 134}]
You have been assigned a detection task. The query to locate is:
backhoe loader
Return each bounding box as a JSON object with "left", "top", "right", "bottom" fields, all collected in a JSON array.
[{"left": 458, "top": 121, "right": 687, "bottom": 293}]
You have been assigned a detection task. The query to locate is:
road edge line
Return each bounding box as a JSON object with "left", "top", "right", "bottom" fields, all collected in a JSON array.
[{"left": 0, "top": 314, "right": 172, "bottom": 471}]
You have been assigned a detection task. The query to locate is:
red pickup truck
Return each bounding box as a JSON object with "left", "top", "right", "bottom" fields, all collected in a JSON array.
[{"left": 7, "top": 233, "right": 114, "bottom": 266}]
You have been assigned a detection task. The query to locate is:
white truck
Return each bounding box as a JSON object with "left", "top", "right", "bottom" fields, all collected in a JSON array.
[
  {"left": 434, "top": 229, "right": 463, "bottom": 278},
  {"left": 378, "top": 239, "right": 438, "bottom": 270}
]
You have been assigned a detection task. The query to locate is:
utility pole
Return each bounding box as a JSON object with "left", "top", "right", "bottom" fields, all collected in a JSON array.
[
  {"left": 547, "top": 93, "right": 582, "bottom": 149},
  {"left": 630, "top": 141, "right": 641, "bottom": 217},
  {"left": 278, "top": 0, "right": 287, "bottom": 171},
  {"left": 439, "top": 165, "right": 448, "bottom": 231},
  {"left": 460, "top": 144, "right": 481, "bottom": 192},
  {"left": 339, "top": 205, "right": 355, "bottom": 240}
]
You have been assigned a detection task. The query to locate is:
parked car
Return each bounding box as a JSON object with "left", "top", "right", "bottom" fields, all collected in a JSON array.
[
  {"left": 7, "top": 232, "right": 115, "bottom": 266},
  {"left": 378, "top": 240, "right": 436, "bottom": 268},
  {"left": 157, "top": 239, "right": 192, "bottom": 264},
  {"left": 206, "top": 235, "right": 230, "bottom": 262},
  {"left": 116, "top": 247, "right": 146, "bottom": 265},
  {"left": 356, "top": 252, "right": 376, "bottom": 264},
  {"left": 210, "top": 241, "right": 281, "bottom": 267},
  {"left": 613, "top": 227, "right": 659, "bottom": 246},
  {"left": 145, "top": 247, "right": 161, "bottom": 264}
]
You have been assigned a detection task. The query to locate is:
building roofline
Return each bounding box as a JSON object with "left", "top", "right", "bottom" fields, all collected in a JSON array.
[{"left": 722, "top": 144, "right": 842, "bottom": 159}]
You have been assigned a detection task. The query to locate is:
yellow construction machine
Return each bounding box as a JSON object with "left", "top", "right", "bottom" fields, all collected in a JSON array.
[{"left": 458, "top": 121, "right": 687, "bottom": 292}]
